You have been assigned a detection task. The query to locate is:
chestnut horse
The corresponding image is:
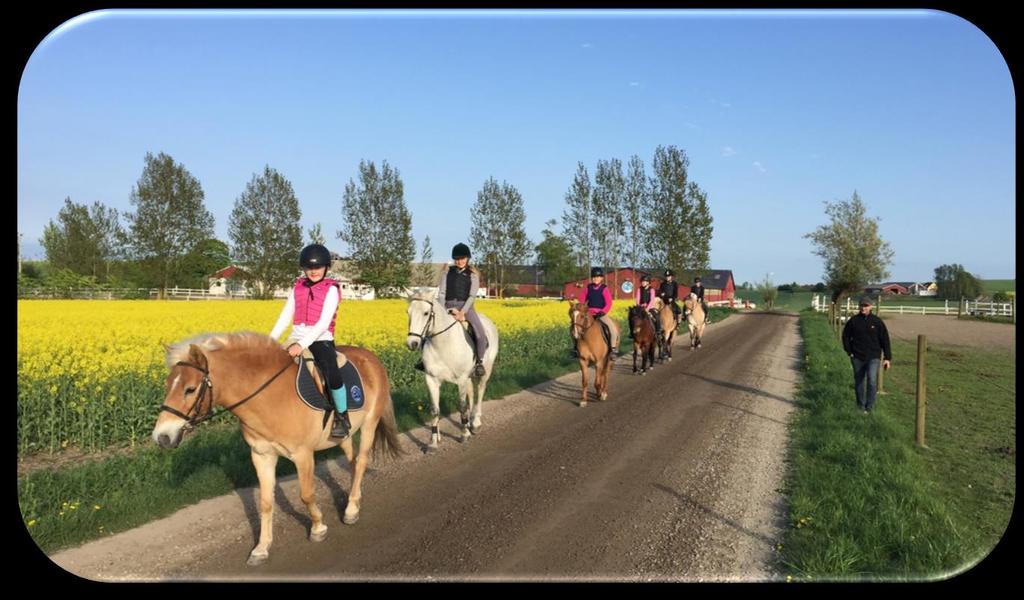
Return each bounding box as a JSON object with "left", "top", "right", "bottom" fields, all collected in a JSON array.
[
  {"left": 652, "top": 298, "right": 677, "bottom": 362},
  {"left": 683, "top": 293, "right": 707, "bottom": 349},
  {"left": 628, "top": 305, "right": 657, "bottom": 375},
  {"left": 569, "top": 301, "right": 616, "bottom": 407},
  {"left": 152, "top": 332, "right": 403, "bottom": 566}
]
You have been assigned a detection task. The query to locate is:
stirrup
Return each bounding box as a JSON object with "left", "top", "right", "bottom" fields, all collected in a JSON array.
[
  {"left": 330, "top": 412, "right": 351, "bottom": 439},
  {"left": 414, "top": 359, "right": 425, "bottom": 371},
  {"left": 473, "top": 361, "right": 486, "bottom": 377}
]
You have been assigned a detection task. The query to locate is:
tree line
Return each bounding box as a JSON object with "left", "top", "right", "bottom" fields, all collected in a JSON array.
[{"left": 24, "top": 145, "right": 716, "bottom": 299}]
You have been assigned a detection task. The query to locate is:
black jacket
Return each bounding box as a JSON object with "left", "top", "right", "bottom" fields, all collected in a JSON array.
[{"left": 842, "top": 312, "right": 892, "bottom": 361}]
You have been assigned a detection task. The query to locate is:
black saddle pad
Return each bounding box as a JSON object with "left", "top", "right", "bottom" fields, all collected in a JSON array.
[{"left": 296, "top": 357, "right": 367, "bottom": 413}]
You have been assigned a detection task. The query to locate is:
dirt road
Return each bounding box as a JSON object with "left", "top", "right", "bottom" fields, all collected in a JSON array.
[{"left": 48, "top": 312, "right": 802, "bottom": 582}]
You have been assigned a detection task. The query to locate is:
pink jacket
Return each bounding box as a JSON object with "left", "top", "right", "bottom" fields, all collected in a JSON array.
[{"left": 293, "top": 277, "right": 340, "bottom": 335}]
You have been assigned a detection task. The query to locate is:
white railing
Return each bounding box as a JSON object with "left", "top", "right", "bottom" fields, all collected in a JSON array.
[{"left": 810, "top": 294, "right": 1014, "bottom": 318}]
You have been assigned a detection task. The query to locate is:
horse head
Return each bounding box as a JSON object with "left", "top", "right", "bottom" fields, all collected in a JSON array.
[
  {"left": 568, "top": 301, "right": 591, "bottom": 340},
  {"left": 153, "top": 342, "right": 214, "bottom": 449}
]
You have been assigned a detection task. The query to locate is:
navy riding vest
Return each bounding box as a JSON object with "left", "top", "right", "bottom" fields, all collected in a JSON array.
[
  {"left": 586, "top": 283, "right": 607, "bottom": 310},
  {"left": 639, "top": 287, "right": 653, "bottom": 305},
  {"left": 693, "top": 285, "right": 705, "bottom": 300},
  {"left": 659, "top": 281, "right": 678, "bottom": 301},
  {"left": 445, "top": 267, "right": 473, "bottom": 302}
]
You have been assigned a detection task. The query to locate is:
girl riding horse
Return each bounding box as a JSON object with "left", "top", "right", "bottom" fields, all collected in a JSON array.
[{"left": 570, "top": 267, "right": 620, "bottom": 360}]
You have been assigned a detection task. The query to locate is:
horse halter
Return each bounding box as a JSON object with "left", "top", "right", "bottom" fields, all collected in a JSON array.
[
  {"left": 408, "top": 298, "right": 460, "bottom": 342},
  {"left": 158, "top": 359, "right": 292, "bottom": 431}
]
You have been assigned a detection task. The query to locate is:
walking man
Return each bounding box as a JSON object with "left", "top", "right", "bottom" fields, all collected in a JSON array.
[{"left": 842, "top": 296, "right": 892, "bottom": 414}]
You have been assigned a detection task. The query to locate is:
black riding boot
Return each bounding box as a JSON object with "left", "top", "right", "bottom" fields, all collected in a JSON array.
[
  {"left": 330, "top": 410, "right": 351, "bottom": 439},
  {"left": 414, "top": 359, "right": 425, "bottom": 371},
  {"left": 473, "top": 360, "right": 486, "bottom": 378}
]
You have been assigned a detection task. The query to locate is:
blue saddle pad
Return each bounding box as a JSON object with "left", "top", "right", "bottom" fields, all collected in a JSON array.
[{"left": 296, "top": 356, "right": 366, "bottom": 413}]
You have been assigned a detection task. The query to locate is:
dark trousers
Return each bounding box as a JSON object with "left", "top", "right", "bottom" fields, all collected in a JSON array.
[
  {"left": 308, "top": 340, "right": 344, "bottom": 391},
  {"left": 851, "top": 357, "right": 880, "bottom": 411}
]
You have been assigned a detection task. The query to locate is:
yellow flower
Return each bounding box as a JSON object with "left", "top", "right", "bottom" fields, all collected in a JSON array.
[{"left": 27, "top": 519, "right": 37, "bottom": 528}]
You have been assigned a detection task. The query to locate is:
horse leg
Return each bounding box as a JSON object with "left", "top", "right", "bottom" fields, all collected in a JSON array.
[
  {"left": 598, "top": 361, "right": 609, "bottom": 401},
  {"left": 632, "top": 343, "right": 638, "bottom": 374},
  {"left": 471, "top": 370, "right": 489, "bottom": 433},
  {"left": 457, "top": 379, "right": 472, "bottom": 442},
  {"left": 294, "top": 451, "right": 327, "bottom": 542},
  {"left": 579, "top": 358, "right": 589, "bottom": 407},
  {"left": 339, "top": 436, "right": 355, "bottom": 470},
  {"left": 344, "top": 415, "right": 378, "bottom": 525},
  {"left": 425, "top": 374, "right": 442, "bottom": 451},
  {"left": 247, "top": 449, "right": 279, "bottom": 566}
]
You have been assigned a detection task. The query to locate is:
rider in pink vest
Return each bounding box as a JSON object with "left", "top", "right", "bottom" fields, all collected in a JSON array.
[
  {"left": 635, "top": 274, "right": 662, "bottom": 336},
  {"left": 570, "top": 267, "right": 620, "bottom": 360},
  {"left": 270, "top": 244, "right": 350, "bottom": 439}
]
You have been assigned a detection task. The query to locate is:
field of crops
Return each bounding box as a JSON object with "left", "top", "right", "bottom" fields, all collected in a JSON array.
[{"left": 18, "top": 298, "right": 627, "bottom": 454}]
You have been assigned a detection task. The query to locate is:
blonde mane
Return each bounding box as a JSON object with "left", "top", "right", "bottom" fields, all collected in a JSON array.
[{"left": 165, "top": 331, "right": 281, "bottom": 369}]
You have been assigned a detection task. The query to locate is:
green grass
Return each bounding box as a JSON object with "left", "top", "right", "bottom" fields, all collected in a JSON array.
[
  {"left": 735, "top": 290, "right": 815, "bottom": 312},
  {"left": 780, "top": 311, "right": 1015, "bottom": 581},
  {"left": 21, "top": 311, "right": 738, "bottom": 554},
  {"left": 980, "top": 279, "right": 1015, "bottom": 294}
]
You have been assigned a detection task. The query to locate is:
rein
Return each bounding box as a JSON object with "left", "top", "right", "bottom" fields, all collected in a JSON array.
[
  {"left": 159, "top": 359, "right": 292, "bottom": 430},
  {"left": 408, "top": 298, "right": 462, "bottom": 342}
]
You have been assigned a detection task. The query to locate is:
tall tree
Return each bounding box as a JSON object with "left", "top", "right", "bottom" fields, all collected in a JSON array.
[
  {"left": 229, "top": 165, "right": 304, "bottom": 299},
  {"left": 470, "top": 177, "right": 532, "bottom": 298},
  {"left": 687, "top": 181, "right": 713, "bottom": 271},
  {"left": 337, "top": 160, "right": 415, "bottom": 296},
  {"left": 40, "top": 198, "right": 124, "bottom": 282},
  {"left": 124, "top": 152, "right": 214, "bottom": 296},
  {"left": 307, "top": 222, "right": 326, "bottom": 246},
  {"left": 646, "top": 145, "right": 693, "bottom": 273},
  {"left": 592, "top": 158, "right": 626, "bottom": 271},
  {"left": 624, "top": 155, "right": 649, "bottom": 269},
  {"left": 414, "top": 234, "right": 437, "bottom": 287},
  {"left": 933, "top": 263, "right": 982, "bottom": 300},
  {"left": 562, "top": 162, "right": 593, "bottom": 279},
  {"left": 534, "top": 219, "right": 577, "bottom": 292},
  {"left": 803, "top": 190, "right": 895, "bottom": 303}
]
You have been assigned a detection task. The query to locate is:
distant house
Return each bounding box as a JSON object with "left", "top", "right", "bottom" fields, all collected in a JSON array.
[
  {"left": 908, "top": 282, "right": 938, "bottom": 296},
  {"left": 207, "top": 266, "right": 251, "bottom": 296},
  {"left": 867, "top": 282, "right": 911, "bottom": 295}
]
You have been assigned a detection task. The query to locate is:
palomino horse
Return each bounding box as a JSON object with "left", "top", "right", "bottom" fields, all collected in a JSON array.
[
  {"left": 628, "top": 305, "right": 657, "bottom": 375},
  {"left": 152, "top": 333, "right": 403, "bottom": 566},
  {"left": 569, "top": 301, "right": 617, "bottom": 407},
  {"left": 683, "top": 293, "right": 707, "bottom": 350},
  {"left": 652, "top": 298, "right": 677, "bottom": 362},
  {"left": 406, "top": 292, "right": 499, "bottom": 449}
]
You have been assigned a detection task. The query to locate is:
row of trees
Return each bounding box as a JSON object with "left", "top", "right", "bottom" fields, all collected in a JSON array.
[{"left": 28, "top": 144, "right": 714, "bottom": 299}]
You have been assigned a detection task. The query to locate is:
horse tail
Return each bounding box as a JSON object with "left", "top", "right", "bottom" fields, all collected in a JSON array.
[{"left": 373, "top": 379, "right": 406, "bottom": 460}]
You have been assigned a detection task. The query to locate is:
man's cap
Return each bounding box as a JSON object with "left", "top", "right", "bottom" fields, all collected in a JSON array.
[{"left": 859, "top": 296, "right": 874, "bottom": 306}]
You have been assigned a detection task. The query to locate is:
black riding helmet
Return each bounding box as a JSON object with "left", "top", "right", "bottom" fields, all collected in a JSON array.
[
  {"left": 694, "top": 276, "right": 702, "bottom": 283},
  {"left": 452, "top": 243, "right": 471, "bottom": 259},
  {"left": 591, "top": 267, "right": 604, "bottom": 278},
  {"left": 664, "top": 269, "right": 674, "bottom": 277},
  {"left": 299, "top": 244, "right": 331, "bottom": 269},
  {"left": 640, "top": 274, "right": 651, "bottom": 283}
]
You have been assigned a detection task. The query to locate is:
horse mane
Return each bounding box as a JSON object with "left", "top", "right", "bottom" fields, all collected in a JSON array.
[
  {"left": 165, "top": 331, "right": 282, "bottom": 369},
  {"left": 411, "top": 290, "right": 437, "bottom": 303}
]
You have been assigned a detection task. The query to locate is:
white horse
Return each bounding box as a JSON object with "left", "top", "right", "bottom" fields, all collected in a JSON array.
[{"left": 406, "top": 292, "right": 499, "bottom": 449}]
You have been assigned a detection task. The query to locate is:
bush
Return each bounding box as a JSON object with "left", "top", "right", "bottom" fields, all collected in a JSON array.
[{"left": 992, "top": 291, "right": 1010, "bottom": 303}]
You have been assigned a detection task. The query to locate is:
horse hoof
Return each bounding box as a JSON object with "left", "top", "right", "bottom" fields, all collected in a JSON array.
[
  {"left": 425, "top": 443, "right": 439, "bottom": 454},
  {"left": 247, "top": 552, "right": 269, "bottom": 567},
  {"left": 579, "top": 401, "right": 587, "bottom": 408},
  {"left": 343, "top": 513, "right": 360, "bottom": 525},
  {"left": 310, "top": 527, "right": 327, "bottom": 542},
  {"left": 600, "top": 393, "right": 608, "bottom": 401}
]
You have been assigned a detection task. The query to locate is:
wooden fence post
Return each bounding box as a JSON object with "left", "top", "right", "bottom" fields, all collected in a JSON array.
[
  {"left": 915, "top": 335, "right": 927, "bottom": 448},
  {"left": 957, "top": 296, "right": 963, "bottom": 319}
]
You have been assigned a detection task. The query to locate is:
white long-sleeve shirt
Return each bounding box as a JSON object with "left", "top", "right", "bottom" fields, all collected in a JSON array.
[{"left": 269, "top": 285, "right": 340, "bottom": 349}]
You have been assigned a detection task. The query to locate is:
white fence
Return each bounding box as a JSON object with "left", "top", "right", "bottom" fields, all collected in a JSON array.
[{"left": 811, "top": 295, "right": 1014, "bottom": 318}]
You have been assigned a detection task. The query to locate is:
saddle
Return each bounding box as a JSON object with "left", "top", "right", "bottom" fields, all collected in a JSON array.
[
  {"left": 596, "top": 319, "right": 613, "bottom": 354},
  {"left": 295, "top": 348, "right": 366, "bottom": 431}
]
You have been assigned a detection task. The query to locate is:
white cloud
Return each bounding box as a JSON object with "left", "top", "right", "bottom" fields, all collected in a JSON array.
[
  {"left": 629, "top": 81, "right": 640, "bottom": 87},
  {"left": 722, "top": 146, "right": 736, "bottom": 157},
  {"left": 581, "top": 43, "right": 594, "bottom": 49},
  {"left": 684, "top": 122, "right": 700, "bottom": 130},
  {"left": 753, "top": 161, "right": 767, "bottom": 173}
]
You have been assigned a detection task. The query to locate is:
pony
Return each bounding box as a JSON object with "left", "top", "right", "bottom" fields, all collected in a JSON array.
[
  {"left": 653, "top": 297, "right": 677, "bottom": 362},
  {"left": 683, "top": 293, "right": 707, "bottom": 350},
  {"left": 627, "top": 305, "right": 657, "bottom": 375},
  {"left": 406, "top": 292, "right": 499, "bottom": 449},
  {"left": 568, "top": 300, "right": 617, "bottom": 407},
  {"left": 151, "top": 332, "right": 403, "bottom": 566}
]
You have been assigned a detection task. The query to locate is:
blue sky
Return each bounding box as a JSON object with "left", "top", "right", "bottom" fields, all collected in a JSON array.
[{"left": 17, "top": 9, "right": 1015, "bottom": 285}]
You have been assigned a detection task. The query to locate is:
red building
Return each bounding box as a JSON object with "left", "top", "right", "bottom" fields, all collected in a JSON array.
[{"left": 562, "top": 268, "right": 736, "bottom": 304}]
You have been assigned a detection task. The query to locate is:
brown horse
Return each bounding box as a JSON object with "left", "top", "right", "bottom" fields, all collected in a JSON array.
[
  {"left": 151, "top": 332, "right": 403, "bottom": 566},
  {"left": 569, "top": 301, "right": 615, "bottom": 407},
  {"left": 653, "top": 298, "right": 677, "bottom": 362},
  {"left": 683, "top": 293, "right": 707, "bottom": 350},
  {"left": 628, "top": 305, "right": 657, "bottom": 375}
]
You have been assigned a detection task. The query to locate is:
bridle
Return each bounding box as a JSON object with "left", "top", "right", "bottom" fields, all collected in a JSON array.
[
  {"left": 407, "top": 298, "right": 461, "bottom": 343},
  {"left": 158, "top": 359, "right": 291, "bottom": 431},
  {"left": 569, "top": 305, "right": 592, "bottom": 340}
]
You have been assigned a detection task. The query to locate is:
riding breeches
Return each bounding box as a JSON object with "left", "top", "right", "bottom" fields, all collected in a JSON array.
[
  {"left": 445, "top": 300, "right": 488, "bottom": 361},
  {"left": 596, "top": 314, "right": 620, "bottom": 349},
  {"left": 307, "top": 339, "right": 344, "bottom": 390}
]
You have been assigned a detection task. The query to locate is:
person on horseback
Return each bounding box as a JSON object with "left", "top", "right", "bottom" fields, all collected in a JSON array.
[
  {"left": 434, "top": 242, "right": 488, "bottom": 378},
  {"left": 692, "top": 276, "right": 710, "bottom": 324},
  {"left": 635, "top": 274, "right": 661, "bottom": 337},
  {"left": 658, "top": 269, "right": 682, "bottom": 331},
  {"left": 269, "top": 243, "right": 351, "bottom": 440},
  {"left": 570, "top": 267, "right": 620, "bottom": 360}
]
